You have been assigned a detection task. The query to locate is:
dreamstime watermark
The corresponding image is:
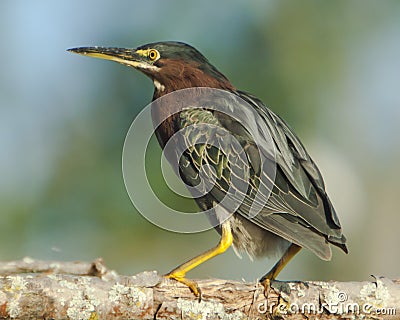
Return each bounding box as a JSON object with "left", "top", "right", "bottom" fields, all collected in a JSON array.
[
  {"left": 122, "top": 87, "right": 277, "bottom": 233},
  {"left": 257, "top": 291, "right": 397, "bottom": 316}
]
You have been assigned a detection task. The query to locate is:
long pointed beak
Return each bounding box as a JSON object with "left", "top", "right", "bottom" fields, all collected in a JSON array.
[{"left": 67, "top": 46, "right": 148, "bottom": 69}]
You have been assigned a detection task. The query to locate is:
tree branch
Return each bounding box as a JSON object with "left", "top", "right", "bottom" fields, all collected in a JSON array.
[{"left": 0, "top": 258, "right": 398, "bottom": 319}]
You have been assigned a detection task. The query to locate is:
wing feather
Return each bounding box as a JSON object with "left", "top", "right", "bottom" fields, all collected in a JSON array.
[{"left": 172, "top": 91, "right": 347, "bottom": 259}]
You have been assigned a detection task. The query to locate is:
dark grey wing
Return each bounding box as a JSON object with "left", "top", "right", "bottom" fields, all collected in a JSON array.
[
  {"left": 173, "top": 91, "right": 347, "bottom": 260},
  {"left": 173, "top": 108, "right": 252, "bottom": 210},
  {"left": 236, "top": 91, "right": 347, "bottom": 259}
]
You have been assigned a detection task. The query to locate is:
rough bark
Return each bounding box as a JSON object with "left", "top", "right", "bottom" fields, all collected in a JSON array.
[{"left": 0, "top": 258, "right": 398, "bottom": 319}]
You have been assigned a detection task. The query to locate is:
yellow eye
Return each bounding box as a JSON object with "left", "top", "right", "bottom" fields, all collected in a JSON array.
[{"left": 148, "top": 49, "right": 159, "bottom": 61}]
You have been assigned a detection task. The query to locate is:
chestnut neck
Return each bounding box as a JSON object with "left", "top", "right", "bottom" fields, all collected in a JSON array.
[{"left": 150, "top": 59, "right": 235, "bottom": 147}]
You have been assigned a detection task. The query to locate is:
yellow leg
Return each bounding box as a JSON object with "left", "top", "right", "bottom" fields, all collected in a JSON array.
[
  {"left": 165, "top": 221, "right": 233, "bottom": 298},
  {"left": 260, "top": 243, "right": 302, "bottom": 285}
]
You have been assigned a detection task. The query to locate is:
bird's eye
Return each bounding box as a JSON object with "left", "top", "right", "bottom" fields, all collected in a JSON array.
[{"left": 148, "top": 49, "right": 159, "bottom": 61}]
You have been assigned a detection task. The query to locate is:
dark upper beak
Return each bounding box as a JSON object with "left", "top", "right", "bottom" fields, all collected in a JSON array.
[{"left": 67, "top": 46, "right": 146, "bottom": 68}]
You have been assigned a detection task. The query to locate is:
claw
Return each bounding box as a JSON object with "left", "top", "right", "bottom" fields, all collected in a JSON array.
[
  {"left": 260, "top": 277, "right": 272, "bottom": 298},
  {"left": 164, "top": 273, "right": 202, "bottom": 301},
  {"left": 162, "top": 222, "right": 233, "bottom": 301},
  {"left": 259, "top": 243, "right": 302, "bottom": 297}
]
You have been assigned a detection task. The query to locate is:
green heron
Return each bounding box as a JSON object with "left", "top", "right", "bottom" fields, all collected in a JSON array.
[{"left": 68, "top": 41, "right": 347, "bottom": 297}]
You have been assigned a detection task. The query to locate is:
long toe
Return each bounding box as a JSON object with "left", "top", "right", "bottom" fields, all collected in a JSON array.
[
  {"left": 164, "top": 273, "right": 202, "bottom": 300},
  {"left": 260, "top": 277, "right": 272, "bottom": 298}
]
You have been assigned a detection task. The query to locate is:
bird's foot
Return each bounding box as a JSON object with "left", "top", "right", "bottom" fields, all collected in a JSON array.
[
  {"left": 260, "top": 264, "right": 279, "bottom": 298},
  {"left": 164, "top": 272, "right": 202, "bottom": 301},
  {"left": 260, "top": 277, "right": 273, "bottom": 298}
]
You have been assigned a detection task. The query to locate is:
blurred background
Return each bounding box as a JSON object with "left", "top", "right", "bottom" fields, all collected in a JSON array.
[{"left": 1, "top": 0, "right": 399, "bottom": 283}]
